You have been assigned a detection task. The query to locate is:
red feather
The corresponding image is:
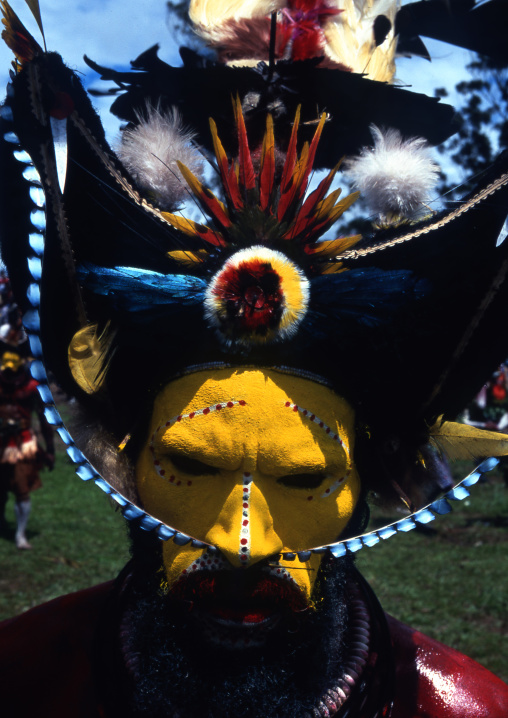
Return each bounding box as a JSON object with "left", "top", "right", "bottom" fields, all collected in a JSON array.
[
  {"left": 259, "top": 114, "right": 275, "bottom": 211},
  {"left": 278, "top": 106, "right": 302, "bottom": 222},
  {"left": 233, "top": 95, "right": 256, "bottom": 193}
]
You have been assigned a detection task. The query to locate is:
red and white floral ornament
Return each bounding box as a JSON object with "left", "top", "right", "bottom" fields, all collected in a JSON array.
[{"left": 204, "top": 246, "right": 310, "bottom": 345}]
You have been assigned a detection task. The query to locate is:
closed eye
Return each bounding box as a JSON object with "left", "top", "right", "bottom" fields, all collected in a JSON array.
[
  {"left": 277, "top": 473, "right": 326, "bottom": 489},
  {"left": 168, "top": 453, "right": 220, "bottom": 476}
]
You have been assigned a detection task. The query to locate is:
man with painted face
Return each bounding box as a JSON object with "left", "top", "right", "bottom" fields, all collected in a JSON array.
[
  {"left": 2, "top": 0, "right": 508, "bottom": 716},
  {"left": 0, "top": 344, "right": 54, "bottom": 549},
  {"left": 4, "top": 365, "right": 508, "bottom": 717},
  {"left": 109, "top": 368, "right": 371, "bottom": 716}
]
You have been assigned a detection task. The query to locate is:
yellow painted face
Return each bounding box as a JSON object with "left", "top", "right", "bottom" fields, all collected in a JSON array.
[{"left": 135, "top": 368, "right": 361, "bottom": 604}]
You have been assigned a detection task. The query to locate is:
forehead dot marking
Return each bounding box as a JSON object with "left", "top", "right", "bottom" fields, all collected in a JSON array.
[
  {"left": 150, "top": 400, "right": 247, "bottom": 487},
  {"left": 283, "top": 402, "right": 351, "bottom": 499}
]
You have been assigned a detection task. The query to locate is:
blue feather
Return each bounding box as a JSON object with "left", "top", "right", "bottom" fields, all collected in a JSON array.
[
  {"left": 77, "top": 263, "right": 206, "bottom": 313},
  {"left": 307, "top": 268, "right": 428, "bottom": 335}
]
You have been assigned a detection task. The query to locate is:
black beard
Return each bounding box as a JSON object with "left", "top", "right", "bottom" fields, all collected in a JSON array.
[{"left": 107, "top": 551, "right": 355, "bottom": 718}]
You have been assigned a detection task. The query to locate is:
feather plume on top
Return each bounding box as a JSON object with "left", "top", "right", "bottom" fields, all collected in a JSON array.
[
  {"left": 116, "top": 105, "right": 204, "bottom": 210},
  {"left": 343, "top": 125, "right": 440, "bottom": 224},
  {"left": 189, "top": 0, "right": 400, "bottom": 78},
  {"left": 323, "top": 0, "right": 399, "bottom": 81}
]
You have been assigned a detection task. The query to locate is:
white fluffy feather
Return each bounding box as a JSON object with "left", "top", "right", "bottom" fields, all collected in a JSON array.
[
  {"left": 116, "top": 105, "right": 204, "bottom": 210},
  {"left": 344, "top": 125, "right": 440, "bottom": 220}
]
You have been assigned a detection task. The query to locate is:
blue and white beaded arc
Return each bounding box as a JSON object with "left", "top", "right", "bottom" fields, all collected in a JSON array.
[
  {"left": 1, "top": 88, "right": 501, "bottom": 563},
  {"left": 0, "top": 88, "right": 210, "bottom": 553},
  {"left": 312, "top": 456, "right": 499, "bottom": 562}
]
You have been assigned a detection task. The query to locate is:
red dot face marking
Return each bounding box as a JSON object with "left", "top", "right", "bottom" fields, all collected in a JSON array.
[
  {"left": 181, "top": 550, "right": 229, "bottom": 578},
  {"left": 239, "top": 473, "right": 253, "bottom": 566},
  {"left": 149, "top": 400, "right": 247, "bottom": 488},
  {"left": 283, "top": 401, "right": 351, "bottom": 499}
]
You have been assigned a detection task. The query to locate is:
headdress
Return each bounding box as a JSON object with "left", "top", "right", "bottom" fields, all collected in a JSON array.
[{"left": 2, "top": 0, "right": 508, "bottom": 559}]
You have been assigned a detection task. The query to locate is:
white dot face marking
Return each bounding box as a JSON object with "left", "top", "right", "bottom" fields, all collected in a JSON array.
[
  {"left": 149, "top": 399, "right": 246, "bottom": 487},
  {"left": 239, "top": 473, "right": 253, "bottom": 566},
  {"left": 283, "top": 401, "right": 351, "bottom": 498},
  {"left": 178, "top": 549, "right": 229, "bottom": 580}
]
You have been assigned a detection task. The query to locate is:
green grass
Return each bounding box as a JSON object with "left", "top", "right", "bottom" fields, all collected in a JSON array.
[
  {"left": 358, "top": 464, "right": 508, "bottom": 682},
  {"left": 0, "top": 451, "right": 506, "bottom": 682},
  {"left": 0, "top": 452, "right": 129, "bottom": 617}
]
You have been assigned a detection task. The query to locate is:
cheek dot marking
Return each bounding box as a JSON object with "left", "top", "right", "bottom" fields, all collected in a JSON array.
[
  {"left": 263, "top": 564, "right": 298, "bottom": 587},
  {"left": 150, "top": 400, "right": 246, "bottom": 487},
  {"left": 283, "top": 402, "right": 352, "bottom": 499},
  {"left": 239, "top": 472, "right": 253, "bottom": 566},
  {"left": 176, "top": 550, "right": 229, "bottom": 583}
]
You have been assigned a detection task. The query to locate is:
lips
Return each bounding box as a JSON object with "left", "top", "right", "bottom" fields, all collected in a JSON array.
[
  {"left": 210, "top": 605, "right": 276, "bottom": 624},
  {"left": 169, "top": 568, "right": 308, "bottom": 643}
]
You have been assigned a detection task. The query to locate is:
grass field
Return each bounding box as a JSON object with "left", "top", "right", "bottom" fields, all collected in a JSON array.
[{"left": 0, "top": 447, "right": 506, "bottom": 683}]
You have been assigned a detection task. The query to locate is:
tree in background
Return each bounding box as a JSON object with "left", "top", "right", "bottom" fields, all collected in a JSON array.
[{"left": 434, "top": 56, "right": 508, "bottom": 199}]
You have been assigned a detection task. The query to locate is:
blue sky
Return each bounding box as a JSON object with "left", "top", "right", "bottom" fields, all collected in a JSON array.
[{"left": 0, "top": 0, "right": 184, "bottom": 138}]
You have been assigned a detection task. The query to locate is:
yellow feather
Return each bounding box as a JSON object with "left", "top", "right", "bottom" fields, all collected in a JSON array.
[
  {"left": 323, "top": 0, "right": 399, "bottom": 82},
  {"left": 320, "top": 262, "right": 347, "bottom": 274},
  {"left": 176, "top": 160, "right": 229, "bottom": 219},
  {"left": 312, "top": 235, "right": 362, "bottom": 259},
  {"left": 429, "top": 418, "right": 508, "bottom": 462},
  {"left": 290, "top": 143, "right": 310, "bottom": 195},
  {"left": 315, "top": 188, "right": 343, "bottom": 221},
  {"left": 167, "top": 249, "right": 210, "bottom": 267},
  {"left": 327, "top": 191, "right": 361, "bottom": 223},
  {"left": 160, "top": 211, "right": 209, "bottom": 237},
  {"left": 24, "top": 0, "right": 45, "bottom": 44},
  {"left": 209, "top": 117, "right": 229, "bottom": 169},
  {"left": 68, "top": 323, "right": 115, "bottom": 395}
]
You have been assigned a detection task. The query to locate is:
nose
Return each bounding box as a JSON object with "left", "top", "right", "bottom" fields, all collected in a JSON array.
[{"left": 204, "top": 472, "right": 283, "bottom": 568}]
